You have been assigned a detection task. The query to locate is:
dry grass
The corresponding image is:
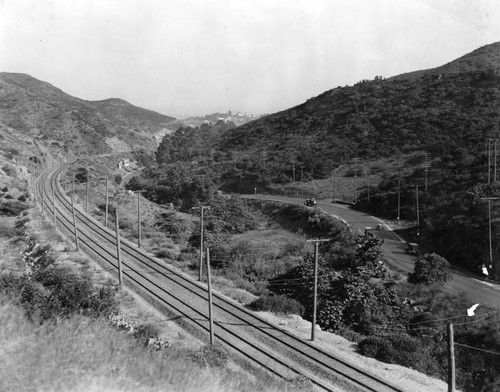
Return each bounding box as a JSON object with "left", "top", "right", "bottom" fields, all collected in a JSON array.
[
  {"left": 0, "top": 206, "right": 290, "bottom": 392},
  {"left": 0, "top": 298, "right": 225, "bottom": 392}
]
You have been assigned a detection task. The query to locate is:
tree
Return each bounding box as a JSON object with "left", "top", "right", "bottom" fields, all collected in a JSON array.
[{"left": 408, "top": 253, "right": 452, "bottom": 285}]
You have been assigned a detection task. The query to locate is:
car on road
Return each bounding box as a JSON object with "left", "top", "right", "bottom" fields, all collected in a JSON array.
[
  {"left": 406, "top": 242, "right": 419, "bottom": 256},
  {"left": 304, "top": 197, "right": 317, "bottom": 206}
]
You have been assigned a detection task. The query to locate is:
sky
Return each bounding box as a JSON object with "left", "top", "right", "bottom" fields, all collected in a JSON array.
[{"left": 1, "top": 0, "right": 500, "bottom": 118}]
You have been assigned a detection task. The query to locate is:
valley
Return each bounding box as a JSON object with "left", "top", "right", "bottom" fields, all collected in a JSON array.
[{"left": 1, "top": 41, "right": 500, "bottom": 392}]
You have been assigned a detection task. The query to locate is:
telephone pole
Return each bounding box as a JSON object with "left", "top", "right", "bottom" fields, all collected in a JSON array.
[
  {"left": 86, "top": 171, "right": 90, "bottom": 212},
  {"left": 71, "top": 175, "right": 79, "bottom": 252},
  {"left": 41, "top": 174, "right": 45, "bottom": 217},
  {"left": 488, "top": 139, "right": 492, "bottom": 184},
  {"left": 192, "top": 206, "right": 211, "bottom": 281},
  {"left": 495, "top": 140, "right": 498, "bottom": 183},
  {"left": 416, "top": 185, "right": 421, "bottom": 237},
  {"left": 424, "top": 152, "right": 431, "bottom": 191},
  {"left": 307, "top": 238, "right": 330, "bottom": 341},
  {"left": 480, "top": 197, "right": 500, "bottom": 272},
  {"left": 206, "top": 247, "right": 215, "bottom": 345},
  {"left": 367, "top": 175, "right": 371, "bottom": 205},
  {"left": 105, "top": 178, "right": 109, "bottom": 227},
  {"left": 397, "top": 178, "right": 401, "bottom": 224},
  {"left": 115, "top": 208, "right": 123, "bottom": 287},
  {"left": 447, "top": 323, "right": 455, "bottom": 392},
  {"left": 301, "top": 166, "right": 304, "bottom": 197},
  {"left": 133, "top": 190, "right": 147, "bottom": 248},
  {"left": 52, "top": 182, "right": 57, "bottom": 228}
]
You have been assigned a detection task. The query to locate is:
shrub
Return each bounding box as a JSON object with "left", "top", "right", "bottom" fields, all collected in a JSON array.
[
  {"left": 2, "top": 164, "right": 16, "bottom": 177},
  {"left": 287, "top": 375, "right": 314, "bottom": 392},
  {"left": 23, "top": 238, "right": 56, "bottom": 272},
  {"left": 134, "top": 323, "right": 161, "bottom": 346},
  {"left": 5, "top": 267, "right": 119, "bottom": 321},
  {"left": 118, "top": 219, "right": 132, "bottom": 230},
  {"left": 191, "top": 344, "right": 228, "bottom": 368},
  {"left": 115, "top": 175, "right": 122, "bottom": 185},
  {"left": 358, "top": 333, "right": 439, "bottom": 374},
  {"left": 408, "top": 253, "right": 452, "bottom": 285},
  {"left": 0, "top": 200, "right": 30, "bottom": 216},
  {"left": 247, "top": 294, "right": 305, "bottom": 316}
]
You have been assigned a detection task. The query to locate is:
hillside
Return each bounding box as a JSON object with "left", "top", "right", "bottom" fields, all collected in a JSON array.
[
  {"left": 0, "top": 72, "right": 176, "bottom": 160},
  {"left": 215, "top": 41, "right": 500, "bottom": 277},
  {"left": 221, "top": 41, "right": 500, "bottom": 178},
  {"left": 149, "top": 42, "right": 500, "bottom": 277}
]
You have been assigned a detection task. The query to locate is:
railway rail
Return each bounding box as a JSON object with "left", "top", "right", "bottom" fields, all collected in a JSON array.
[{"left": 36, "top": 168, "right": 405, "bottom": 392}]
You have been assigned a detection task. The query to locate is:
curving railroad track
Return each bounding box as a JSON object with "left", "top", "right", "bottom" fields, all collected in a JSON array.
[{"left": 36, "top": 168, "right": 405, "bottom": 392}]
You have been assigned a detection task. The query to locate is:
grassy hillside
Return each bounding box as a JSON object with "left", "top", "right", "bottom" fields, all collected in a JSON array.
[
  {"left": 149, "top": 42, "right": 500, "bottom": 278},
  {"left": 221, "top": 42, "right": 500, "bottom": 177},
  {"left": 0, "top": 72, "right": 176, "bottom": 162}
]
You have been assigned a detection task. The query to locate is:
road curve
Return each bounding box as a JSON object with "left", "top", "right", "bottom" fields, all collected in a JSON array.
[
  {"left": 243, "top": 194, "right": 500, "bottom": 309},
  {"left": 36, "top": 169, "right": 406, "bottom": 392}
]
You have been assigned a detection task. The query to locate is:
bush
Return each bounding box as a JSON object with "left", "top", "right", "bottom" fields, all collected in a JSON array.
[
  {"left": 118, "top": 219, "right": 132, "bottom": 230},
  {"left": 358, "top": 333, "right": 439, "bottom": 374},
  {"left": 408, "top": 253, "right": 452, "bottom": 285},
  {"left": 247, "top": 294, "right": 304, "bottom": 316},
  {"left": 191, "top": 344, "right": 228, "bottom": 368},
  {"left": 134, "top": 323, "right": 161, "bottom": 346},
  {"left": 0, "top": 200, "right": 30, "bottom": 216},
  {"left": 287, "top": 375, "right": 314, "bottom": 392},
  {"left": 31, "top": 267, "right": 118, "bottom": 320},
  {"left": 155, "top": 248, "right": 176, "bottom": 259}
]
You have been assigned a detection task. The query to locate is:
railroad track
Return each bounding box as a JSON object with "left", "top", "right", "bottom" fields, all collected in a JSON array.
[{"left": 36, "top": 168, "right": 405, "bottom": 392}]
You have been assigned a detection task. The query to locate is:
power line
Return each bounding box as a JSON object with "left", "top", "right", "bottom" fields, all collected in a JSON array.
[{"left": 454, "top": 342, "right": 500, "bottom": 356}]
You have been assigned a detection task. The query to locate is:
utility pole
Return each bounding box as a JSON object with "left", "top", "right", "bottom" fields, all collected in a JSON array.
[
  {"left": 480, "top": 197, "right": 500, "bottom": 272},
  {"left": 192, "top": 206, "right": 211, "bottom": 281},
  {"left": 86, "top": 171, "right": 90, "bottom": 212},
  {"left": 354, "top": 177, "right": 358, "bottom": 204},
  {"left": 307, "top": 238, "right": 330, "bottom": 341},
  {"left": 206, "top": 247, "right": 215, "bottom": 345},
  {"left": 397, "top": 178, "right": 401, "bottom": 224},
  {"left": 41, "top": 174, "right": 45, "bottom": 217},
  {"left": 493, "top": 139, "right": 497, "bottom": 183},
  {"left": 301, "top": 166, "right": 304, "bottom": 198},
  {"left": 71, "top": 177, "right": 79, "bottom": 252},
  {"left": 133, "top": 190, "right": 146, "bottom": 248},
  {"left": 105, "top": 178, "right": 109, "bottom": 228},
  {"left": 488, "top": 139, "right": 492, "bottom": 184},
  {"left": 332, "top": 165, "right": 345, "bottom": 202},
  {"left": 367, "top": 175, "right": 371, "bottom": 205},
  {"left": 447, "top": 323, "right": 455, "bottom": 392},
  {"left": 333, "top": 171, "right": 337, "bottom": 202},
  {"left": 32, "top": 172, "right": 37, "bottom": 202},
  {"left": 115, "top": 208, "right": 123, "bottom": 287},
  {"left": 416, "top": 185, "right": 420, "bottom": 237},
  {"left": 52, "top": 182, "right": 57, "bottom": 228}
]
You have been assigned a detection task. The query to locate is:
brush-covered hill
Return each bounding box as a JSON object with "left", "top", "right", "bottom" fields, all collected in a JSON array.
[
  {"left": 151, "top": 42, "right": 500, "bottom": 276},
  {"left": 0, "top": 72, "right": 177, "bottom": 215},
  {"left": 220, "top": 41, "right": 500, "bottom": 178},
  {"left": 0, "top": 72, "right": 175, "bottom": 159}
]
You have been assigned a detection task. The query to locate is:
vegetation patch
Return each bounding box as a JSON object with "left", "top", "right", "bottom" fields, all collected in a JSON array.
[{"left": 247, "top": 294, "right": 304, "bottom": 316}]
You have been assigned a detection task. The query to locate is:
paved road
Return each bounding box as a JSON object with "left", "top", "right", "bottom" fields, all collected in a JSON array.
[{"left": 244, "top": 194, "right": 500, "bottom": 309}]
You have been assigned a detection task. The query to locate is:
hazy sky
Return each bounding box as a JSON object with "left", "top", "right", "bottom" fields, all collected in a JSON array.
[{"left": 1, "top": 0, "right": 500, "bottom": 118}]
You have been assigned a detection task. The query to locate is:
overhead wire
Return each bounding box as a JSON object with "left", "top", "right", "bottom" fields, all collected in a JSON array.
[{"left": 454, "top": 342, "right": 500, "bottom": 356}]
